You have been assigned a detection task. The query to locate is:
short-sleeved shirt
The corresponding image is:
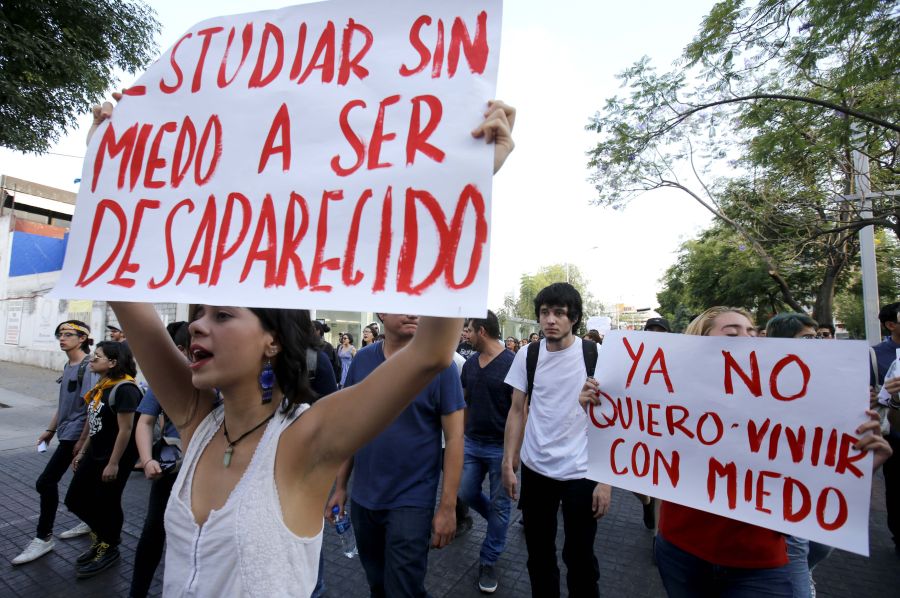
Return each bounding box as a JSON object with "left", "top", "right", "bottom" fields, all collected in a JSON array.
[
  {"left": 345, "top": 341, "right": 465, "bottom": 510},
  {"left": 504, "top": 337, "right": 590, "bottom": 480},
  {"left": 312, "top": 350, "right": 338, "bottom": 398},
  {"left": 874, "top": 337, "right": 900, "bottom": 384},
  {"left": 87, "top": 381, "right": 141, "bottom": 463},
  {"left": 461, "top": 349, "right": 515, "bottom": 444},
  {"left": 56, "top": 358, "right": 99, "bottom": 441}
]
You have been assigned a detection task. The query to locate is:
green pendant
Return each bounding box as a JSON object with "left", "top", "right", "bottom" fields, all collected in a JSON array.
[{"left": 223, "top": 445, "right": 233, "bottom": 468}]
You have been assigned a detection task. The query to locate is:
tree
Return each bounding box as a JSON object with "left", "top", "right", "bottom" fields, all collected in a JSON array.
[
  {"left": 585, "top": 0, "right": 899, "bottom": 324},
  {"left": 657, "top": 222, "right": 820, "bottom": 327},
  {"left": 0, "top": 0, "right": 159, "bottom": 153},
  {"left": 513, "top": 264, "right": 603, "bottom": 333},
  {"left": 834, "top": 231, "right": 900, "bottom": 338}
]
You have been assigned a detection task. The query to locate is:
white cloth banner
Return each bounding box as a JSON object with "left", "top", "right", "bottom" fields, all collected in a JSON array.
[
  {"left": 587, "top": 330, "right": 873, "bottom": 555},
  {"left": 53, "top": 0, "right": 502, "bottom": 316}
]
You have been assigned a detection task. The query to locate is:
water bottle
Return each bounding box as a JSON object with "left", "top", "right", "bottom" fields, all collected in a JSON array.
[{"left": 332, "top": 505, "right": 357, "bottom": 558}]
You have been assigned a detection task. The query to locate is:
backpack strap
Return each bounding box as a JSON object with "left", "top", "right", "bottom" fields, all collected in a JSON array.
[
  {"left": 76, "top": 357, "right": 90, "bottom": 393},
  {"left": 525, "top": 342, "right": 540, "bottom": 407},
  {"left": 526, "top": 339, "right": 598, "bottom": 407},
  {"left": 109, "top": 380, "right": 142, "bottom": 411},
  {"left": 306, "top": 348, "right": 318, "bottom": 381}
]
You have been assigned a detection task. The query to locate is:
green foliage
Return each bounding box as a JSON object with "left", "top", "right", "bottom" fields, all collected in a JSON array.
[
  {"left": 656, "top": 223, "right": 819, "bottom": 326},
  {"left": 834, "top": 231, "right": 900, "bottom": 337},
  {"left": 0, "top": 0, "right": 159, "bottom": 153},
  {"left": 586, "top": 0, "right": 899, "bottom": 325},
  {"left": 511, "top": 264, "right": 603, "bottom": 332}
]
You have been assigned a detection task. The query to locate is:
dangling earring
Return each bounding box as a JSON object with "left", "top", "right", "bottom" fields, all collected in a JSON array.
[{"left": 259, "top": 359, "right": 275, "bottom": 404}]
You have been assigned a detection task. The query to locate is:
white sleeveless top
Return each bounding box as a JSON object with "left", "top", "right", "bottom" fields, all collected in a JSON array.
[{"left": 163, "top": 404, "right": 322, "bottom": 597}]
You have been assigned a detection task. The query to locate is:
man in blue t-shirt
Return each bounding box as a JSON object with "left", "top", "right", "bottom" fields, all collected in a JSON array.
[
  {"left": 459, "top": 310, "right": 514, "bottom": 594},
  {"left": 328, "top": 313, "right": 465, "bottom": 597}
]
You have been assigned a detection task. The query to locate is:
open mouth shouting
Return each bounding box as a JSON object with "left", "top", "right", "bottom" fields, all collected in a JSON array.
[{"left": 190, "top": 344, "right": 214, "bottom": 369}]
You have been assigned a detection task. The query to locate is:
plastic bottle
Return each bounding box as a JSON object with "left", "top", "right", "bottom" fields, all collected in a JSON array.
[{"left": 332, "top": 505, "right": 357, "bottom": 558}]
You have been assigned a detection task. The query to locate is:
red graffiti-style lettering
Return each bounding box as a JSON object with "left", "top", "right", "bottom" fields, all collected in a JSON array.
[
  {"left": 722, "top": 350, "right": 762, "bottom": 397},
  {"left": 342, "top": 189, "right": 374, "bottom": 286},
  {"left": 399, "top": 16, "right": 432, "bottom": 77},
  {"left": 109, "top": 199, "right": 160, "bottom": 288},
  {"left": 210, "top": 193, "right": 252, "bottom": 285},
  {"left": 643, "top": 347, "right": 675, "bottom": 392},
  {"left": 308, "top": 190, "right": 345, "bottom": 291},
  {"left": 369, "top": 95, "right": 401, "bottom": 170},
  {"left": 143, "top": 122, "right": 178, "bottom": 189},
  {"left": 372, "top": 186, "right": 393, "bottom": 293},
  {"left": 769, "top": 354, "right": 811, "bottom": 401},
  {"left": 218, "top": 24, "right": 254, "bottom": 87},
  {"left": 258, "top": 103, "right": 292, "bottom": 173},
  {"left": 76, "top": 200, "right": 128, "bottom": 287},
  {"left": 707, "top": 458, "right": 737, "bottom": 509},
  {"left": 293, "top": 21, "right": 335, "bottom": 83},
  {"left": 783, "top": 477, "right": 812, "bottom": 522},
  {"left": 249, "top": 23, "right": 285, "bottom": 88},
  {"left": 816, "top": 488, "right": 848, "bottom": 531},
  {"left": 160, "top": 33, "right": 192, "bottom": 94},
  {"left": 338, "top": 19, "right": 373, "bottom": 85},
  {"left": 448, "top": 12, "right": 488, "bottom": 76},
  {"left": 407, "top": 95, "right": 445, "bottom": 165},
  {"left": 331, "top": 99, "right": 367, "bottom": 176},
  {"left": 275, "top": 192, "right": 310, "bottom": 289},
  {"left": 622, "top": 338, "right": 644, "bottom": 389},
  {"left": 92, "top": 123, "right": 138, "bottom": 192},
  {"left": 177, "top": 195, "right": 218, "bottom": 285},
  {"left": 193, "top": 27, "right": 225, "bottom": 92},
  {"left": 149, "top": 199, "right": 194, "bottom": 289},
  {"left": 239, "top": 194, "right": 279, "bottom": 286}
]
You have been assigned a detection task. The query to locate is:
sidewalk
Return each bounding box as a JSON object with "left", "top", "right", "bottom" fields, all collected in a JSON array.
[{"left": 1, "top": 360, "right": 898, "bottom": 596}]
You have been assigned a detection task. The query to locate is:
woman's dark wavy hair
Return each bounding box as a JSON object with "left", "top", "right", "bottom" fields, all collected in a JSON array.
[
  {"left": 166, "top": 321, "right": 191, "bottom": 350},
  {"left": 95, "top": 341, "right": 137, "bottom": 379},
  {"left": 248, "top": 307, "right": 320, "bottom": 413},
  {"left": 362, "top": 325, "right": 378, "bottom": 346},
  {"left": 55, "top": 319, "right": 93, "bottom": 353}
]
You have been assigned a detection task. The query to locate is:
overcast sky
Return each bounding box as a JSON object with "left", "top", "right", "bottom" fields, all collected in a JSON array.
[{"left": 0, "top": 0, "right": 718, "bottom": 312}]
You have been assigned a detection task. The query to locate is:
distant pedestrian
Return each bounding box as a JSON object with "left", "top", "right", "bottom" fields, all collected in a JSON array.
[
  {"left": 12, "top": 320, "right": 97, "bottom": 566},
  {"left": 457, "top": 320, "right": 476, "bottom": 360},
  {"left": 337, "top": 333, "right": 357, "bottom": 387},
  {"left": 362, "top": 325, "right": 378, "bottom": 347},
  {"left": 459, "top": 310, "right": 515, "bottom": 593},
  {"left": 505, "top": 337, "right": 520, "bottom": 353}
]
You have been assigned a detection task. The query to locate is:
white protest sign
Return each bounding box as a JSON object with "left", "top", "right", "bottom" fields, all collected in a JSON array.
[
  {"left": 587, "top": 330, "right": 873, "bottom": 555},
  {"left": 52, "top": 0, "right": 502, "bottom": 316}
]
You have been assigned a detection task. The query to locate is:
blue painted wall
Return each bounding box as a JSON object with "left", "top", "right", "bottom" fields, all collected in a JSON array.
[{"left": 9, "top": 231, "right": 69, "bottom": 276}]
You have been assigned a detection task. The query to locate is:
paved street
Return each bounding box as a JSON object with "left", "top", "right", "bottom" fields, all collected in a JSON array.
[{"left": 1, "top": 359, "right": 898, "bottom": 597}]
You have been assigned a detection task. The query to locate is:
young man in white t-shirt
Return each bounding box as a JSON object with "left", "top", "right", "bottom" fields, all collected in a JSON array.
[{"left": 502, "top": 283, "right": 611, "bottom": 598}]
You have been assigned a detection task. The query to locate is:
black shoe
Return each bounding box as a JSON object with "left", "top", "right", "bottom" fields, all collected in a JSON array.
[
  {"left": 76, "top": 542, "right": 119, "bottom": 579},
  {"left": 76, "top": 533, "right": 100, "bottom": 566},
  {"left": 456, "top": 515, "right": 474, "bottom": 538},
  {"left": 642, "top": 498, "right": 657, "bottom": 530},
  {"left": 478, "top": 563, "right": 499, "bottom": 593}
]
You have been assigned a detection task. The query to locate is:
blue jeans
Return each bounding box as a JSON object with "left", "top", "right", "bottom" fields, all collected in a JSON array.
[
  {"left": 655, "top": 533, "right": 792, "bottom": 598},
  {"left": 785, "top": 536, "right": 812, "bottom": 598},
  {"left": 457, "top": 438, "right": 510, "bottom": 565},
  {"left": 351, "top": 500, "right": 433, "bottom": 598}
]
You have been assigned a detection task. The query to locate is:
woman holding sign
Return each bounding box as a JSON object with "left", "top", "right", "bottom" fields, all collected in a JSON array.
[
  {"left": 87, "top": 98, "right": 515, "bottom": 596},
  {"left": 580, "top": 307, "right": 892, "bottom": 598}
]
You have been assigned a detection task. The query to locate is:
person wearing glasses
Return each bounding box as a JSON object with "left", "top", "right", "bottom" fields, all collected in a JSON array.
[
  {"left": 64, "top": 341, "right": 142, "bottom": 579},
  {"left": 816, "top": 323, "right": 835, "bottom": 340},
  {"left": 12, "top": 321, "right": 98, "bottom": 565}
]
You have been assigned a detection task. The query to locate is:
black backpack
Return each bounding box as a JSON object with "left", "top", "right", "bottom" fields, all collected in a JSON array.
[{"left": 525, "top": 339, "right": 598, "bottom": 406}]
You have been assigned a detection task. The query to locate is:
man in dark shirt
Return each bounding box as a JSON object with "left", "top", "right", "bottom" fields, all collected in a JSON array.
[
  {"left": 874, "top": 301, "right": 900, "bottom": 553},
  {"left": 459, "top": 310, "right": 515, "bottom": 593},
  {"left": 457, "top": 320, "right": 476, "bottom": 361}
]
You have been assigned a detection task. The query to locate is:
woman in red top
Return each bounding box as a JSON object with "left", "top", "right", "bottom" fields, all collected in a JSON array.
[{"left": 581, "top": 307, "right": 891, "bottom": 597}]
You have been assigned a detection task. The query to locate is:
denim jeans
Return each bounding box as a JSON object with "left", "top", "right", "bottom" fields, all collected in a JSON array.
[
  {"left": 655, "top": 533, "right": 792, "bottom": 598},
  {"left": 35, "top": 439, "right": 76, "bottom": 539},
  {"left": 785, "top": 536, "right": 812, "bottom": 598},
  {"left": 350, "top": 500, "right": 433, "bottom": 598},
  {"left": 457, "top": 438, "right": 510, "bottom": 566}
]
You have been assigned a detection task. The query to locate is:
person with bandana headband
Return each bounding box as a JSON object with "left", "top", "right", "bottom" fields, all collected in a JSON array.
[{"left": 12, "top": 321, "right": 98, "bottom": 566}]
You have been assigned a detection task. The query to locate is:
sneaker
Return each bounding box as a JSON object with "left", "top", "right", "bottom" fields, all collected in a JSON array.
[
  {"left": 642, "top": 498, "right": 657, "bottom": 529},
  {"left": 12, "top": 537, "right": 55, "bottom": 565},
  {"left": 76, "top": 532, "right": 100, "bottom": 566},
  {"left": 76, "top": 542, "right": 119, "bottom": 579},
  {"left": 59, "top": 521, "right": 91, "bottom": 539},
  {"left": 478, "top": 564, "right": 499, "bottom": 593}
]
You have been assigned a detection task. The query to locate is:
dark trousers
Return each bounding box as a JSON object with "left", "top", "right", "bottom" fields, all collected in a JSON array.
[
  {"left": 520, "top": 464, "right": 599, "bottom": 598},
  {"left": 884, "top": 435, "right": 900, "bottom": 547},
  {"left": 129, "top": 472, "right": 177, "bottom": 597},
  {"left": 64, "top": 449, "right": 135, "bottom": 546},
  {"left": 351, "top": 499, "right": 433, "bottom": 598},
  {"left": 35, "top": 439, "right": 76, "bottom": 539}
]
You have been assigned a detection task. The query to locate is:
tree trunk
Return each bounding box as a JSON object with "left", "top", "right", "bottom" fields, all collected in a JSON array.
[{"left": 812, "top": 265, "right": 841, "bottom": 326}]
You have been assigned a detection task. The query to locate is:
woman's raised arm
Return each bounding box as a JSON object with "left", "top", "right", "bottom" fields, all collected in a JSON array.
[{"left": 109, "top": 302, "right": 214, "bottom": 439}]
